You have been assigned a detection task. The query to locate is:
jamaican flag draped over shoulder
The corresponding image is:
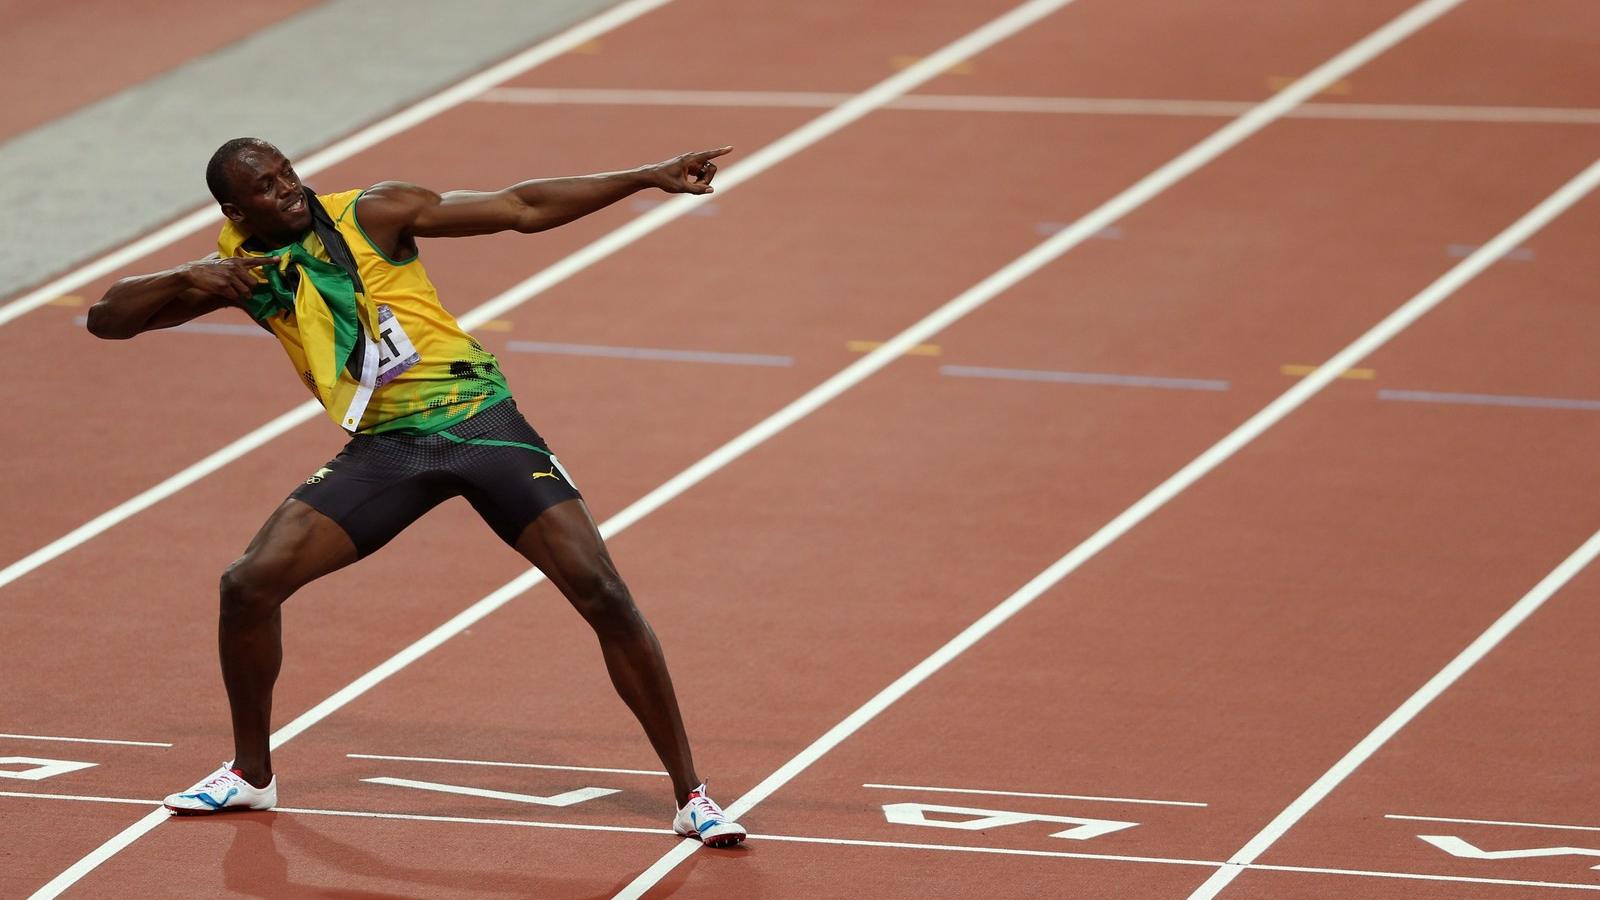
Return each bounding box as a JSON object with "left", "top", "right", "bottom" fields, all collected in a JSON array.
[{"left": 218, "top": 188, "right": 383, "bottom": 431}]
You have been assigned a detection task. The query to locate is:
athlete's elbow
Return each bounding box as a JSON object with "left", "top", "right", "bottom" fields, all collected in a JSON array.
[
  {"left": 513, "top": 209, "right": 551, "bottom": 234},
  {"left": 85, "top": 300, "right": 136, "bottom": 340}
]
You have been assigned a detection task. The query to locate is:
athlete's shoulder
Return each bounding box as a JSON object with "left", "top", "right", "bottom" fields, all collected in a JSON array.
[{"left": 317, "top": 188, "right": 364, "bottom": 222}]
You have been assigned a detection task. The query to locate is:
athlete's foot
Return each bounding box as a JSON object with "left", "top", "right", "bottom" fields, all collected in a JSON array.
[
  {"left": 672, "top": 784, "right": 747, "bottom": 847},
  {"left": 163, "top": 761, "right": 277, "bottom": 815}
]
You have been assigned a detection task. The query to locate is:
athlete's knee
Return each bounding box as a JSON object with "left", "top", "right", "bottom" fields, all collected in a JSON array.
[
  {"left": 218, "top": 556, "right": 289, "bottom": 625},
  {"left": 567, "top": 563, "right": 640, "bottom": 633}
]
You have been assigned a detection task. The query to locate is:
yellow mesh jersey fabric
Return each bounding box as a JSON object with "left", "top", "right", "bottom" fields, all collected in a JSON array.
[{"left": 218, "top": 189, "right": 510, "bottom": 434}]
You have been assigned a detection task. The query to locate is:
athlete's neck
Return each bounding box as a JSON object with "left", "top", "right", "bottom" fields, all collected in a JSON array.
[{"left": 248, "top": 227, "right": 311, "bottom": 251}]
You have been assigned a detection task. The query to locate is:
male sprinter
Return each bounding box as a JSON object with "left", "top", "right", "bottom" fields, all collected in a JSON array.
[{"left": 86, "top": 137, "right": 745, "bottom": 847}]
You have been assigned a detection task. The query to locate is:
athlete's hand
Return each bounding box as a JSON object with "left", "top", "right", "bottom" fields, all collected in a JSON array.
[
  {"left": 646, "top": 147, "right": 731, "bottom": 195},
  {"left": 177, "top": 255, "right": 279, "bottom": 302}
]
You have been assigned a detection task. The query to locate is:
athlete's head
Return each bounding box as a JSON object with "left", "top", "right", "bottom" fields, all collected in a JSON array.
[{"left": 206, "top": 137, "right": 312, "bottom": 243}]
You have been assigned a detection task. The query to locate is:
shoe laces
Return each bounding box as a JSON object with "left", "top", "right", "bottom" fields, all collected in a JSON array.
[
  {"left": 684, "top": 789, "right": 728, "bottom": 821},
  {"left": 198, "top": 766, "right": 243, "bottom": 792}
]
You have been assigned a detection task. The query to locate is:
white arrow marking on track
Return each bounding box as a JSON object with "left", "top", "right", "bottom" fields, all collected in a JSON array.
[
  {"left": 0, "top": 757, "right": 97, "bottom": 781},
  {"left": 883, "top": 802, "right": 1138, "bottom": 840},
  {"left": 363, "top": 776, "right": 617, "bottom": 807},
  {"left": 1421, "top": 835, "right": 1600, "bottom": 870}
]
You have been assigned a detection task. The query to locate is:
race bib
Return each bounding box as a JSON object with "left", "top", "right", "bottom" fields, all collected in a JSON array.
[{"left": 374, "top": 304, "right": 421, "bottom": 387}]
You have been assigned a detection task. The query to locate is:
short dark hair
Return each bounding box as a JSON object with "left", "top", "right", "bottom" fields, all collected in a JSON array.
[{"left": 206, "top": 137, "right": 277, "bottom": 204}]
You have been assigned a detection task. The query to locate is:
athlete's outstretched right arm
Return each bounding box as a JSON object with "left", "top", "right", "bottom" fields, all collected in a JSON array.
[{"left": 87, "top": 255, "right": 275, "bottom": 339}]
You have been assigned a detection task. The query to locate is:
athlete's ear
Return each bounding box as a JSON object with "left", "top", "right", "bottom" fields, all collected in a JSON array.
[{"left": 219, "top": 201, "right": 246, "bottom": 224}]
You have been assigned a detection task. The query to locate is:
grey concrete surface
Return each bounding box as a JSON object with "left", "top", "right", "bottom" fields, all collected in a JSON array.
[{"left": 0, "top": 0, "right": 620, "bottom": 300}]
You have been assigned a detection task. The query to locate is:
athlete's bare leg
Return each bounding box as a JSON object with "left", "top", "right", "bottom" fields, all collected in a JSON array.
[
  {"left": 219, "top": 499, "right": 359, "bottom": 787},
  {"left": 514, "top": 499, "right": 702, "bottom": 803}
]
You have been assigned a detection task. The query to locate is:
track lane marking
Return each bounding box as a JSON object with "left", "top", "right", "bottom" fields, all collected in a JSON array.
[
  {"left": 0, "top": 0, "right": 679, "bottom": 326},
  {"left": 1389, "top": 814, "right": 1600, "bottom": 834},
  {"left": 23, "top": 0, "right": 1090, "bottom": 893},
  {"left": 348, "top": 753, "right": 668, "bottom": 777},
  {"left": 941, "top": 364, "right": 1230, "bottom": 392},
  {"left": 477, "top": 86, "right": 1600, "bottom": 125},
  {"left": 863, "top": 783, "right": 1207, "bottom": 807},
  {"left": 0, "top": 791, "right": 161, "bottom": 806},
  {"left": 616, "top": 0, "right": 1477, "bottom": 893},
  {"left": 7, "top": 790, "right": 1600, "bottom": 893},
  {"left": 1241, "top": 863, "right": 1600, "bottom": 893},
  {"left": 504, "top": 340, "right": 794, "bottom": 367},
  {"left": 1378, "top": 388, "right": 1600, "bottom": 411},
  {"left": 0, "top": 734, "right": 170, "bottom": 748},
  {"left": 1192, "top": 514, "right": 1600, "bottom": 896}
]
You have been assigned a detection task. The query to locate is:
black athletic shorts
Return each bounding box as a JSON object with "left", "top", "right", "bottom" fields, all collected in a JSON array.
[{"left": 289, "top": 399, "right": 582, "bottom": 557}]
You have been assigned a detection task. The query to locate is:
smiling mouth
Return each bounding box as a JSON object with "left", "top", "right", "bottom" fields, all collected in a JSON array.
[{"left": 282, "top": 196, "right": 306, "bottom": 215}]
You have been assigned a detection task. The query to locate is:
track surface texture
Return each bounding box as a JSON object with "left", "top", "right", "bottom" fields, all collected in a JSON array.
[{"left": 4, "top": 1, "right": 1600, "bottom": 898}]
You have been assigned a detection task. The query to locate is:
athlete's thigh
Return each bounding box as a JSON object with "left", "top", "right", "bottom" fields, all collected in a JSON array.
[
  {"left": 236, "top": 498, "right": 360, "bottom": 591},
  {"left": 510, "top": 498, "right": 620, "bottom": 600}
]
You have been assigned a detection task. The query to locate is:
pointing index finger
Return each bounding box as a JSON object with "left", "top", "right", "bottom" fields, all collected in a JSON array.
[{"left": 691, "top": 146, "right": 733, "bottom": 162}]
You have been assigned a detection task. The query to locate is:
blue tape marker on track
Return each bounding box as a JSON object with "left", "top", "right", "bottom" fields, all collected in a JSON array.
[
  {"left": 1378, "top": 388, "right": 1600, "bottom": 411},
  {"left": 941, "top": 364, "right": 1229, "bottom": 392},
  {"left": 505, "top": 340, "right": 793, "bottom": 367}
]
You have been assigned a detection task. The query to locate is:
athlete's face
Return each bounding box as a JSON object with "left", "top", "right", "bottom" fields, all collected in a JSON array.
[{"left": 220, "top": 147, "right": 312, "bottom": 244}]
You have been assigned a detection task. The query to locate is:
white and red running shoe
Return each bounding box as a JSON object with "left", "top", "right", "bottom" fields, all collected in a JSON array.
[
  {"left": 673, "top": 784, "right": 747, "bottom": 847},
  {"left": 163, "top": 762, "right": 277, "bottom": 815}
]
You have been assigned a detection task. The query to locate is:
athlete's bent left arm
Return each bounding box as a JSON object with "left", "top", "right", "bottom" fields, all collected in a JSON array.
[{"left": 354, "top": 146, "right": 730, "bottom": 255}]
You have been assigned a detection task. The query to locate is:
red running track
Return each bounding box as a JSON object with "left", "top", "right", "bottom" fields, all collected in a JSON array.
[{"left": 4, "top": 1, "right": 1600, "bottom": 897}]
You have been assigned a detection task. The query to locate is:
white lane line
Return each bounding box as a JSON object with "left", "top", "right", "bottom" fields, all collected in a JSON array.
[
  {"left": 479, "top": 87, "right": 859, "bottom": 108},
  {"left": 1243, "top": 863, "right": 1600, "bottom": 893},
  {"left": 614, "top": 0, "right": 1474, "bottom": 894},
  {"left": 1388, "top": 814, "right": 1600, "bottom": 834},
  {"left": 0, "top": 733, "right": 171, "bottom": 748},
  {"left": 765, "top": 834, "right": 1600, "bottom": 892},
  {"left": 348, "top": 753, "right": 667, "bottom": 777},
  {"left": 0, "top": 791, "right": 161, "bottom": 806},
  {"left": 0, "top": 788, "right": 672, "bottom": 834},
  {"left": 0, "top": 0, "right": 677, "bottom": 327},
  {"left": 1191, "top": 523, "right": 1600, "bottom": 899},
  {"left": 478, "top": 86, "right": 1600, "bottom": 125},
  {"left": 504, "top": 340, "right": 794, "bottom": 367},
  {"left": 8, "top": 788, "right": 1600, "bottom": 893},
  {"left": 0, "top": 0, "right": 1063, "bottom": 595},
  {"left": 22, "top": 1, "right": 1083, "bottom": 893},
  {"left": 7, "top": 790, "right": 1599, "bottom": 894},
  {"left": 0, "top": 402, "right": 323, "bottom": 592},
  {"left": 862, "top": 783, "right": 1207, "bottom": 808},
  {"left": 26, "top": 808, "right": 168, "bottom": 900},
  {"left": 275, "top": 805, "right": 670, "bottom": 835}
]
